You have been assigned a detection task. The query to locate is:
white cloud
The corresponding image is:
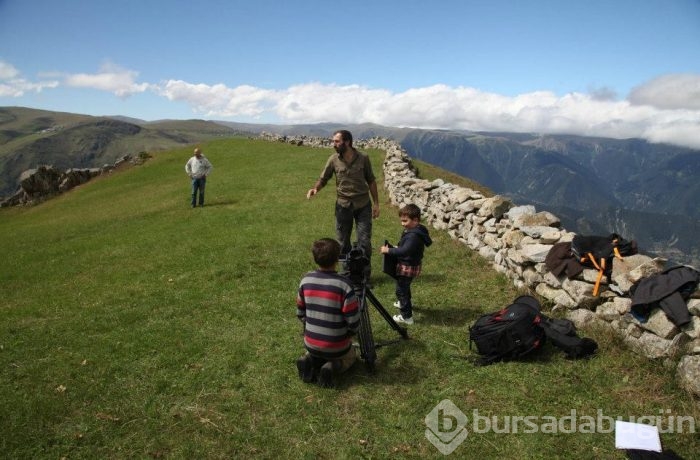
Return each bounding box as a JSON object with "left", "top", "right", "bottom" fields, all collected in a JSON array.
[
  {"left": 628, "top": 74, "right": 700, "bottom": 110},
  {"left": 148, "top": 77, "right": 700, "bottom": 149},
  {"left": 63, "top": 62, "right": 150, "bottom": 98},
  {"left": 157, "top": 80, "right": 279, "bottom": 117},
  {"left": 0, "top": 59, "right": 59, "bottom": 97},
  {"left": 0, "top": 61, "right": 20, "bottom": 80}
]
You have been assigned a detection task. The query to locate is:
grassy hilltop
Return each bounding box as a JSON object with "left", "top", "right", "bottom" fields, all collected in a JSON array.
[{"left": 0, "top": 138, "right": 697, "bottom": 458}]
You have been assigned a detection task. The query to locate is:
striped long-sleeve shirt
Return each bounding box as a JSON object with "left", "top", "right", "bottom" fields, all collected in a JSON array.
[{"left": 296, "top": 270, "right": 360, "bottom": 359}]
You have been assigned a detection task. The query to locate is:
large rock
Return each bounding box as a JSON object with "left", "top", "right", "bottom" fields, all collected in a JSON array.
[
  {"left": 596, "top": 297, "right": 631, "bottom": 321},
  {"left": 676, "top": 355, "right": 700, "bottom": 397},
  {"left": 688, "top": 299, "right": 700, "bottom": 316},
  {"left": 519, "top": 226, "right": 559, "bottom": 239},
  {"left": 627, "top": 332, "right": 687, "bottom": 359},
  {"left": 562, "top": 279, "right": 601, "bottom": 309},
  {"left": 535, "top": 283, "right": 577, "bottom": 308},
  {"left": 448, "top": 187, "right": 480, "bottom": 204},
  {"left": 59, "top": 168, "right": 95, "bottom": 192},
  {"left": 504, "top": 205, "right": 536, "bottom": 221},
  {"left": 477, "top": 195, "right": 513, "bottom": 219},
  {"left": 566, "top": 308, "right": 597, "bottom": 328},
  {"left": 686, "top": 339, "right": 700, "bottom": 355},
  {"left": 627, "top": 258, "right": 667, "bottom": 283},
  {"left": 640, "top": 309, "right": 681, "bottom": 339},
  {"left": 610, "top": 254, "right": 654, "bottom": 293},
  {"left": 519, "top": 243, "right": 553, "bottom": 264},
  {"left": 502, "top": 229, "right": 525, "bottom": 249},
  {"left": 511, "top": 211, "right": 560, "bottom": 229},
  {"left": 19, "top": 165, "right": 62, "bottom": 197},
  {"left": 681, "top": 317, "right": 700, "bottom": 340}
]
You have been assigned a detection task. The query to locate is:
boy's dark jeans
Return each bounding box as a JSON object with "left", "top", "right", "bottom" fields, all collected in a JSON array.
[{"left": 396, "top": 275, "right": 414, "bottom": 319}]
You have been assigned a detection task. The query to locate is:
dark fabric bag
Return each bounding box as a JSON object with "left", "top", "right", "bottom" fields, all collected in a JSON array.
[
  {"left": 381, "top": 240, "right": 397, "bottom": 279},
  {"left": 469, "top": 295, "right": 545, "bottom": 365},
  {"left": 539, "top": 316, "right": 598, "bottom": 359}
]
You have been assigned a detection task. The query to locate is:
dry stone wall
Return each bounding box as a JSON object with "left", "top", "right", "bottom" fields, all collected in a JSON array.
[{"left": 265, "top": 132, "right": 700, "bottom": 397}]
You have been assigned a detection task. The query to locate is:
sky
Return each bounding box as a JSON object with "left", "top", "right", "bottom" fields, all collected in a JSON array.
[{"left": 1, "top": 0, "right": 700, "bottom": 148}]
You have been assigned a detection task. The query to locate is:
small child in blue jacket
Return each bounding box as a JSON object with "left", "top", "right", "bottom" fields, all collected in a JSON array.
[{"left": 380, "top": 204, "right": 432, "bottom": 325}]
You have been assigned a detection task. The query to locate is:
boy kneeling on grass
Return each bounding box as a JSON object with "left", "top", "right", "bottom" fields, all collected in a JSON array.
[{"left": 296, "top": 238, "right": 361, "bottom": 388}]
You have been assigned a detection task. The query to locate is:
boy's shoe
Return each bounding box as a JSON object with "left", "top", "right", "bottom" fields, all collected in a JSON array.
[
  {"left": 317, "top": 361, "right": 335, "bottom": 388},
  {"left": 392, "top": 314, "right": 414, "bottom": 325},
  {"left": 296, "top": 355, "right": 315, "bottom": 383},
  {"left": 393, "top": 301, "right": 400, "bottom": 309}
]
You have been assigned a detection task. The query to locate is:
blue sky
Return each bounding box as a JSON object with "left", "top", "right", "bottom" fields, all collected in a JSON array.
[{"left": 1, "top": 0, "right": 700, "bottom": 148}]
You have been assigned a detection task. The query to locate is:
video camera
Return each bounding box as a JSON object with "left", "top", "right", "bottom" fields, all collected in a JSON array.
[{"left": 342, "top": 243, "right": 370, "bottom": 286}]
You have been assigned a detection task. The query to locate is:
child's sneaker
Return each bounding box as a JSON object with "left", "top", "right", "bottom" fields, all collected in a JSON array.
[
  {"left": 393, "top": 301, "right": 401, "bottom": 309},
  {"left": 392, "top": 314, "right": 414, "bottom": 325}
]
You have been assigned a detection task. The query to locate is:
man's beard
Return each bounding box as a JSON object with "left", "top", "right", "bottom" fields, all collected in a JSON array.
[{"left": 334, "top": 144, "right": 347, "bottom": 155}]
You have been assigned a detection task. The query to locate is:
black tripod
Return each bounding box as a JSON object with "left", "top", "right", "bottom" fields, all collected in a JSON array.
[{"left": 351, "top": 273, "right": 409, "bottom": 372}]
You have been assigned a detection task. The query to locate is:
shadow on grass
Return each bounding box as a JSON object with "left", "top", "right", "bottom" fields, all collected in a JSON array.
[
  {"left": 326, "top": 338, "right": 429, "bottom": 390},
  {"left": 412, "top": 273, "right": 447, "bottom": 283},
  {"left": 370, "top": 273, "right": 447, "bottom": 287},
  {"left": 412, "top": 303, "right": 482, "bottom": 327},
  {"left": 461, "top": 338, "right": 600, "bottom": 367},
  {"left": 198, "top": 198, "right": 239, "bottom": 207}
]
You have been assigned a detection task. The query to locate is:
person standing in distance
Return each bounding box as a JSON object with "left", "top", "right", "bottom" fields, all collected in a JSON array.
[
  {"left": 306, "top": 130, "right": 380, "bottom": 269},
  {"left": 185, "top": 147, "right": 213, "bottom": 208}
]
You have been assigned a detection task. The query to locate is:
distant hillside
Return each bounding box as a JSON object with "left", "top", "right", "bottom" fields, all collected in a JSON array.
[
  {"left": 0, "top": 107, "right": 248, "bottom": 196},
  {"left": 214, "top": 120, "right": 415, "bottom": 141}
]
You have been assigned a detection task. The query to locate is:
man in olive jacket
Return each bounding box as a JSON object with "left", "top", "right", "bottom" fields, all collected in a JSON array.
[{"left": 306, "top": 130, "right": 379, "bottom": 268}]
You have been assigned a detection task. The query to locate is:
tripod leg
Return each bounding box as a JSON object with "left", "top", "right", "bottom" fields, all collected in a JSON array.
[
  {"left": 356, "top": 292, "right": 377, "bottom": 371},
  {"left": 365, "top": 289, "right": 409, "bottom": 339}
]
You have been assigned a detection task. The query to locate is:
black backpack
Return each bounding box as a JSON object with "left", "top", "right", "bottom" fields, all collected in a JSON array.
[
  {"left": 469, "top": 296, "right": 598, "bottom": 365},
  {"left": 570, "top": 233, "right": 638, "bottom": 296},
  {"left": 469, "top": 296, "right": 545, "bottom": 365}
]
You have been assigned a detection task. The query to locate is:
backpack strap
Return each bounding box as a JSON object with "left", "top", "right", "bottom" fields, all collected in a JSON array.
[
  {"left": 581, "top": 252, "right": 605, "bottom": 296},
  {"left": 611, "top": 237, "right": 624, "bottom": 260},
  {"left": 593, "top": 256, "right": 605, "bottom": 296}
]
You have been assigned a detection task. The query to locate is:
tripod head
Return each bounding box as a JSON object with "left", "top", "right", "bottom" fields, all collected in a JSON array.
[{"left": 342, "top": 243, "right": 370, "bottom": 288}]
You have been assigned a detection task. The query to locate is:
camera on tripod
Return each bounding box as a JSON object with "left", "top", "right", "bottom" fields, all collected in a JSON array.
[
  {"left": 342, "top": 243, "right": 370, "bottom": 286},
  {"left": 341, "top": 242, "right": 408, "bottom": 372}
]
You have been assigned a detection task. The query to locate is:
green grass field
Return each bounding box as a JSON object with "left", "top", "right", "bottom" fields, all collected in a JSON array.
[{"left": 1, "top": 138, "right": 697, "bottom": 459}]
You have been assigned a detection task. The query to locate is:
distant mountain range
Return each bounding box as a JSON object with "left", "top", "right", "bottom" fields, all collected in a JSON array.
[
  {"left": 397, "top": 130, "right": 700, "bottom": 266},
  {"left": 2, "top": 106, "right": 698, "bottom": 266}
]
